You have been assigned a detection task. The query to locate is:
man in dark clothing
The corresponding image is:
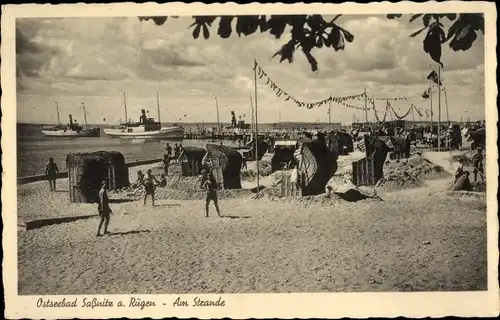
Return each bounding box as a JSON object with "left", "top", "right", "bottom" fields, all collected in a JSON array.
[
  {"left": 163, "top": 153, "right": 170, "bottom": 176},
  {"left": 174, "top": 143, "right": 180, "bottom": 159},
  {"left": 202, "top": 171, "right": 221, "bottom": 217},
  {"left": 472, "top": 148, "right": 484, "bottom": 182},
  {"left": 165, "top": 143, "right": 172, "bottom": 158},
  {"left": 143, "top": 169, "right": 159, "bottom": 206},
  {"left": 97, "top": 181, "right": 112, "bottom": 236},
  {"left": 45, "top": 157, "right": 59, "bottom": 192}
]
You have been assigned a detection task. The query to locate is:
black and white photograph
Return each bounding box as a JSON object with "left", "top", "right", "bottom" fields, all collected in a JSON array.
[{"left": 2, "top": 2, "right": 498, "bottom": 319}]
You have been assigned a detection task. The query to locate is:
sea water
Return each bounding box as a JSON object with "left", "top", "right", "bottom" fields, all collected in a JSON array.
[{"left": 17, "top": 135, "right": 241, "bottom": 177}]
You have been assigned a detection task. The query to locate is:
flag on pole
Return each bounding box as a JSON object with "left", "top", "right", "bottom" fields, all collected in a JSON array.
[
  {"left": 422, "top": 88, "right": 430, "bottom": 99},
  {"left": 426, "top": 70, "right": 442, "bottom": 86}
]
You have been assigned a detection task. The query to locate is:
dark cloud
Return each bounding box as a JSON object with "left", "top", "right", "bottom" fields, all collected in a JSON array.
[
  {"left": 16, "top": 20, "right": 60, "bottom": 77},
  {"left": 142, "top": 45, "right": 204, "bottom": 68}
]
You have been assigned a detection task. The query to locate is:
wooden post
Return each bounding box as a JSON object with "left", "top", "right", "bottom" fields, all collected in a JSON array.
[
  {"left": 253, "top": 59, "right": 260, "bottom": 192},
  {"left": 55, "top": 102, "right": 61, "bottom": 125},
  {"left": 328, "top": 92, "right": 332, "bottom": 129},
  {"left": 444, "top": 86, "right": 450, "bottom": 125},
  {"left": 364, "top": 88, "right": 368, "bottom": 124},
  {"left": 429, "top": 79, "right": 433, "bottom": 128},
  {"left": 437, "top": 65, "right": 441, "bottom": 152},
  {"left": 215, "top": 97, "right": 220, "bottom": 132}
]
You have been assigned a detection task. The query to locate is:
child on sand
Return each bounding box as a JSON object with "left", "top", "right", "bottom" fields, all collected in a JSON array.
[
  {"left": 97, "top": 181, "right": 112, "bottom": 237},
  {"left": 143, "top": 169, "right": 159, "bottom": 206},
  {"left": 202, "top": 170, "right": 221, "bottom": 217},
  {"left": 135, "top": 170, "right": 145, "bottom": 188},
  {"left": 45, "top": 157, "right": 60, "bottom": 192},
  {"left": 158, "top": 173, "right": 167, "bottom": 188},
  {"left": 453, "top": 171, "right": 473, "bottom": 191}
]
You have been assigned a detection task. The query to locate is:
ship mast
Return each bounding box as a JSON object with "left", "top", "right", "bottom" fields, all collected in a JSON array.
[
  {"left": 55, "top": 101, "right": 61, "bottom": 125},
  {"left": 82, "top": 102, "right": 88, "bottom": 129},
  {"left": 123, "top": 93, "right": 128, "bottom": 124},
  {"left": 156, "top": 90, "right": 161, "bottom": 125}
]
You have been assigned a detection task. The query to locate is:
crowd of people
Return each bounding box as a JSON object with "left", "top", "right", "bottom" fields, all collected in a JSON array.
[{"left": 43, "top": 119, "right": 487, "bottom": 236}]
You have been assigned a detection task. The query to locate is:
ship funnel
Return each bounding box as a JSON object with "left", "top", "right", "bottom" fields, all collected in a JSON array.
[{"left": 69, "top": 114, "right": 73, "bottom": 125}]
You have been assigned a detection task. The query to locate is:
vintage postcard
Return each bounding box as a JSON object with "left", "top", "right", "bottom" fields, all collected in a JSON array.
[{"left": 2, "top": 1, "right": 499, "bottom": 319}]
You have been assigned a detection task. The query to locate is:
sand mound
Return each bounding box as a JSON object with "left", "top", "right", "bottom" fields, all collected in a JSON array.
[
  {"left": 111, "top": 174, "right": 254, "bottom": 201},
  {"left": 241, "top": 160, "right": 272, "bottom": 181},
  {"left": 379, "top": 157, "right": 450, "bottom": 190},
  {"left": 451, "top": 154, "right": 472, "bottom": 165}
]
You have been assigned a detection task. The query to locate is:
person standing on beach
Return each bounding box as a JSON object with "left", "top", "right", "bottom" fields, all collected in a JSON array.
[
  {"left": 165, "top": 143, "right": 172, "bottom": 158},
  {"left": 202, "top": 171, "right": 221, "bottom": 217},
  {"left": 163, "top": 153, "right": 170, "bottom": 176},
  {"left": 174, "top": 143, "right": 180, "bottom": 159},
  {"left": 143, "top": 169, "right": 159, "bottom": 206},
  {"left": 97, "top": 181, "right": 112, "bottom": 237},
  {"left": 45, "top": 157, "right": 59, "bottom": 192}
]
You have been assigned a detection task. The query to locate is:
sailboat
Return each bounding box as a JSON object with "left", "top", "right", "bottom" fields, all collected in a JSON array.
[
  {"left": 103, "top": 92, "right": 184, "bottom": 140},
  {"left": 41, "top": 102, "right": 100, "bottom": 137}
]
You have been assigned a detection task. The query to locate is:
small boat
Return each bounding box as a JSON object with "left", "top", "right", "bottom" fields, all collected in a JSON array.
[
  {"left": 103, "top": 92, "right": 184, "bottom": 140},
  {"left": 41, "top": 102, "right": 100, "bottom": 138}
]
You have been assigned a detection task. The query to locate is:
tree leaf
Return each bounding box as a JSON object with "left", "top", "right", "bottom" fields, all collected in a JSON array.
[
  {"left": 409, "top": 26, "right": 428, "bottom": 38},
  {"left": 339, "top": 26, "right": 354, "bottom": 42},
  {"left": 152, "top": 17, "right": 168, "bottom": 26},
  {"left": 445, "top": 13, "right": 457, "bottom": 21},
  {"left": 193, "top": 24, "right": 201, "bottom": 39},
  {"left": 271, "top": 40, "right": 296, "bottom": 64},
  {"left": 202, "top": 24, "right": 210, "bottom": 40},
  {"left": 423, "top": 14, "right": 432, "bottom": 27},
  {"left": 450, "top": 28, "right": 477, "bottom": 52},
  {"left": 235, "top": 15, "right": 262, "bottom": 37},
  {"left": 423, "top": 24, "right": 443, "bottom": 67},
  {"left": 217, "top": 16, "right": 233, "bottom": 39},
  {"left": 303, "top": 49, "right": 318, "bottom": 72},
  {"left": 329, "top": 14, "right": 342, "bottom": 24},
  {"left": 387, "top": 14, "right": 403, "bottom": 19},
  {"left": 409, "top": 14, "right": 423, "bottom": 23},
  {"left": 265, "top": 15, "right": 289, "bottom": 39}
]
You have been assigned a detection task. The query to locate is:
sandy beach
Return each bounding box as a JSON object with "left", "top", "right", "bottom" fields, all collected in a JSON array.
[{"left": 17, "top": 158, "right": 487, "bottom": 295}]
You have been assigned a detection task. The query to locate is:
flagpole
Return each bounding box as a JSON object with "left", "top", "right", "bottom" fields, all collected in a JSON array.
[
  {"left": 249, "top": 95, "right": 254, "bottom": 138},
  {"left": 364, "top": 88, "right": 368, "bottom": 124},
  {"left": 412, "top": 104, "right": 415, "bottom": 124},
  {"left": 328, "top": 92, "right": 332, "bottom": 129},
  {"left": 429, "top": 79, "right": 433, "bottom": 128},
  {"left": 215, "top": 97, "right": 220, "bottom": 132},
  {"left": 437, "top": 65, "right": 441, "bottom": 151},
  {"left": 444, "top": 86, "right": 450, "bottom": 125},
  {"left": 253, "top": 58, "right": 260, "bottom": 192}
]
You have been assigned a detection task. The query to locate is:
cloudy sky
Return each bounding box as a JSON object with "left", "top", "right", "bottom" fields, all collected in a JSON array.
[{"left": 16, "top": 15, "right": 485, "bottom": 124}]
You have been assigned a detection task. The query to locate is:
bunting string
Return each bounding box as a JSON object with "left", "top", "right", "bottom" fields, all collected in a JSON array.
[
  {"left": 387, "top": 101, "right": 415, "bottom": 120},
  {"left": 371, "top": 100, "right": 388, "bottom": 124},
  {"left": 253, "top": 60, "right": 368, "bottom": 110}
]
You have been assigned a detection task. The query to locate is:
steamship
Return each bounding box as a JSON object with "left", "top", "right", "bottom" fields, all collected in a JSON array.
[
  {"left": 41, "top": 102, "right": 100, "bottom": 138},
  {"left": 103, "top": 92, "right": 184, "bottom": 140}
]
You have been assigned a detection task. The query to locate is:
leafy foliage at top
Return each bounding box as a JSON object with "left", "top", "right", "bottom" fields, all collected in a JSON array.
[{"left": 139, "top": 14, "right": 484, "bottom": 71}]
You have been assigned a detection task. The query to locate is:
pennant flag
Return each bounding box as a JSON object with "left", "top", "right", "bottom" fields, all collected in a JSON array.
[
  {"left": 422, "top": 88, "right": 430, "bottom": 99},
  {"left": 426, "top": 70, "right": 442, "bottom": 86}
]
